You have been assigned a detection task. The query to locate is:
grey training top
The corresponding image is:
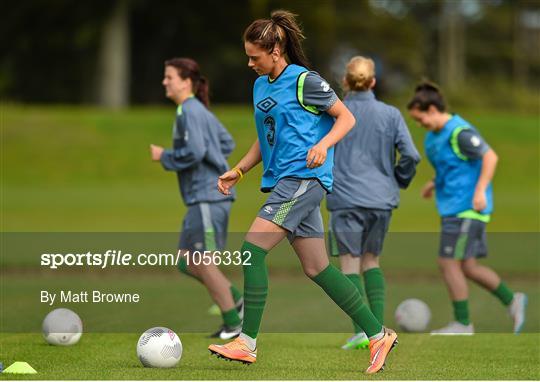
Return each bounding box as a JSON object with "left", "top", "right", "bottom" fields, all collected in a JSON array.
[
  {"left": 160, "top": 97, "right": 235, "bottom": 206},
  {"left": 326, "top": 90, "right": 421, "bottom": 211},
  {"left": 457, "top": 129, "right": 489, "bottom": 160}
]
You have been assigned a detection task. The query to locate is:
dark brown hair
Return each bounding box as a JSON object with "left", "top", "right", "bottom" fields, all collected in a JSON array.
[
  {"left": 407, "top": 81, "right": 446, "bottom": 112},
  {"left": 164, "top": 57, "right": 209, "bottom": 107},
  {"left": 243, "top": 10, "right": 310, "bottom": 69}
]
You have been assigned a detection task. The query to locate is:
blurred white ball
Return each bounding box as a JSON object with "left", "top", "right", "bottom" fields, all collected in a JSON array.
[
  {"left": 395, "top": 298, "right": 431, "bottom": 332},
  {"left": 42, "top": 308, "right": 83, "bottom": 346}
]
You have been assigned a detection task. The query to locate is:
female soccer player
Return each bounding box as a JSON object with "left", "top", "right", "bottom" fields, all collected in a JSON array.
[
  {"left": 151, "top": 57, "right": 243, "bottom": 340},
  {"left": 328, "top": 56, "right": 420, "bottom": 350},
  {"left": 407, "top": 82, "right": 527, "bottom": 334},
  {"left": 208, "top": 11, "right": 398, "bottom": 374}
]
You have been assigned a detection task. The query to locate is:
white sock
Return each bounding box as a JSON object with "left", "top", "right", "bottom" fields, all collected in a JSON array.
[
  {"left": 239, "top": 333, "right": 256, "bottom": 350},
  {"left": 369, "top": 328, "right": 385, "bottom": 341}
]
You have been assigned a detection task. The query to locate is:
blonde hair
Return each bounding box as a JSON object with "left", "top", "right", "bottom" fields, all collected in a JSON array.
[{"left": 344, "top": 56, "right": 375, "bottom": 92}]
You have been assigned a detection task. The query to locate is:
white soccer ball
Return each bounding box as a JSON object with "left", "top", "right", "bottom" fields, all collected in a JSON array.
[
  {"left": 42, "top": 308, "right": 83, "bottom": 346},
  {"left": 137, "top": 327, "right": 182, "bottom": 368},
  {"left": 395, "top": 298, "right": 431, "bottom": 332}
]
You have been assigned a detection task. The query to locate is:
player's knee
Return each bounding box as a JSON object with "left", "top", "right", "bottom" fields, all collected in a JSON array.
[
  {"left": 437, "top": 257, "right": 457, "bottom": 273},
  {"left": 303, "top": 264, "right": 323, "bottom": 278},
  {"left": 178, "top": 257, "right": 199, "bottom": 277},
  {"left": 361, "top": 253, "right": 379, "bottom": 271},
  {"left": 436, "top": 257, "right": 446, "bottom": 271},
  {"left": 189, "top": 261, "right": 211, "bottom": 275},
  {"left": 461, "top": 261, "right": 476, "bottom": 278},
  {"left": 339, "top": 254, "right": 360, "bottom": 274}
]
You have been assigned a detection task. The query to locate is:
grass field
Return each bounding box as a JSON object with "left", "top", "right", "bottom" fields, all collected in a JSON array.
[
  {"left": 1, "top": 333, "right": 539, "bottom": 380},
  {"left": 1, "top": 270, "right": 539, "bottom": 379},
  {"left": 1, "top": 104, "right": 539, "bottom": 379},
  {"left": 1, "top": 271, "right": 539, "bottom": 333},
  {"left": 2, "top": 104, "right": 539, "bottom": 232}
]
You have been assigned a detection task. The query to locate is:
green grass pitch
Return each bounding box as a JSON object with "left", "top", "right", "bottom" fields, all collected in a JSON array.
[
  {"left": 2, "top": 105, "right": 538, "bottom": 232},
  {"left": 1, "top": 105, "right": 539, "bottom": 379},
  {"left": 1, "top": 333, "right": 539, "bottom": 380},
  {"left": 1, "top": 272, "right": 539, "bottom": 379}
]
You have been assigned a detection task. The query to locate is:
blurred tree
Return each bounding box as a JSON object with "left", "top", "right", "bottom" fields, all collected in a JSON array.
[
  {"left": 0, "top": 0, "right": 537, "bottom": 108},
  {"left": 97, "top": 0, "right": 130, "bottom": 108},
  {"left": 513, "top": 1, "right": 540, "bottom": 88},
  {"left": 0, "top": 1, "right": 110, "bottom": 103},
  {"left": 439, "top": 0, "right": 465, "bottom": 90}
]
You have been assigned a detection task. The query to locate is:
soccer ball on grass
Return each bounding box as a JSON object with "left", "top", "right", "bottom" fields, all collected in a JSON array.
[
  {"left": 137, "top": 327, "right": 182, "bottom": 368},
  {"left": 395, "top": 298, "right": 431, "bottom": 332}
]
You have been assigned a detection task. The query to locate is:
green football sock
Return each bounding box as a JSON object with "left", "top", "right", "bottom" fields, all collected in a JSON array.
[
  {"left": 222, "top": 307, "right": 242, "bottom": 327},
  {"left": 241, "top": 241, "right": 269, "bottom": 339},
  {"left": 311, "top": 264, "right": 382, "bottom": 337},
  {"left": 177, "top": 258, "right": 202, "bottom": 283},
  {"left": 345, "top": 273, "right": 365, "bottom": 333},
  {"left": 364, "top": 267, "right": 385, "bottom": 324},
  {"left": 230, "top": 285, "right": 243, "bottom": 304},
  {"left": 491, "top": 281, "right": 514, "bottom": 306},
  {"left": 453, "top": 300, "right": 470, "bottom": 325}
]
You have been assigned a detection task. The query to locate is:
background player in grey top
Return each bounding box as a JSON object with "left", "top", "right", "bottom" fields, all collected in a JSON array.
[
  {"left": 327, "top": 56, "right": 420, "bottom": 350},
  {"left": 151, "top": 57, "right": 243, "bottom": 339}
]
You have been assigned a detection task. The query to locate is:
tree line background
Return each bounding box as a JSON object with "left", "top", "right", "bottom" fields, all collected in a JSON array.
[{"left": 2, "top": 0, "right": 539, "bottom": 111}]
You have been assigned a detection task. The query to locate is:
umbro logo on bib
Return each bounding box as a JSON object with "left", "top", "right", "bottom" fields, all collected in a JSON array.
[{"left": 256, "top": 97, "right": 278, "bottom": 113}]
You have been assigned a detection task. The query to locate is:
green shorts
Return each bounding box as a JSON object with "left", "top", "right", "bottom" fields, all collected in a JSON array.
[{"left": 439, "top": 217, "right": 488, "bottom": 259}]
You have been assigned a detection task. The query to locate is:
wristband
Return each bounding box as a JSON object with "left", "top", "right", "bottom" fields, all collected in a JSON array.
[{"left": 232, "top": 167, "right": 244, "bottom": 180}]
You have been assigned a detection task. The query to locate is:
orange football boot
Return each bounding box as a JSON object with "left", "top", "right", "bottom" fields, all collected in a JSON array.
[
  {"left": 365, "top": 328, "right": 398, "bottom": 374},
  {"left": 208, "top": 337, "right": 257, "bottom": 365}
]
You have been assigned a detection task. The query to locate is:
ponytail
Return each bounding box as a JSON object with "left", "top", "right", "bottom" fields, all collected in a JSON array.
[
  {"left": 244, "top": 10, "right": 310, "bottom": 69},
  {"left": 164, "top": 57, "right": 210, "bottom": 108},
  {"left": 196, "top": 76, "right": 209, "bottom": 108},
  {"left": 407, "top": 81, "right": 446, "bottom": 112}
]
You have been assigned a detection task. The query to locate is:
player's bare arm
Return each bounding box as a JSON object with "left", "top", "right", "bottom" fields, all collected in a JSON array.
[
  {"left": 473, "top": 148, "right": 498, "bottom": 211},
  {"left": 218, "top": 139, "right": 262, "bottom": 195},
  {"left": 306, "top": 99, "right": 355, "bottom": 169}
]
